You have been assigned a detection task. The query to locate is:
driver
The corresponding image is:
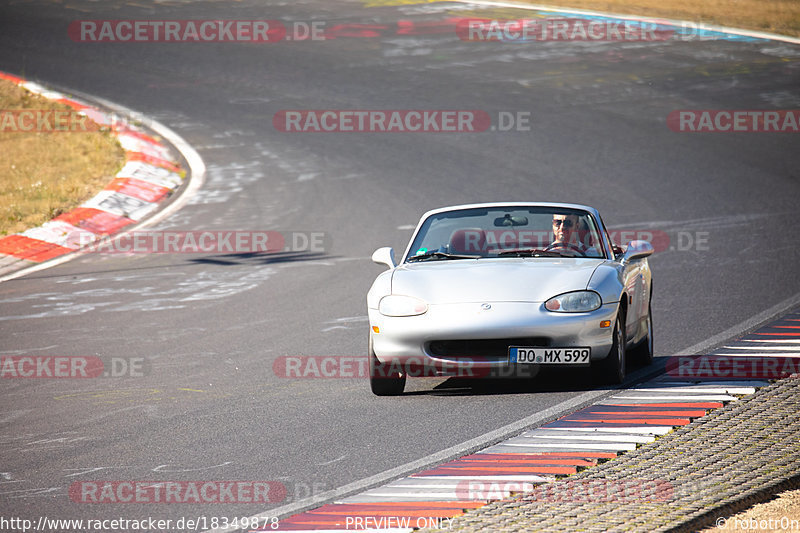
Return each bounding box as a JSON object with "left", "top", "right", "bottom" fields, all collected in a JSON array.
[{"left": 547, "top": 213, "right": 590, "bottom": 254}]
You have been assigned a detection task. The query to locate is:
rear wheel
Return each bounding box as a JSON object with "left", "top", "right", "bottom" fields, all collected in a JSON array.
[
  {"left": 369, "top": 334, "right": 406, "bottom": 396},
  {"left": 601, "top": 313, "right": 626, "bottom": 384}
]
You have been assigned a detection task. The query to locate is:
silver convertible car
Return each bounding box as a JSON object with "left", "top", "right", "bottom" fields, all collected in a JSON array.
[{"left": 366, "top": 202, "right": 654, "bottom": 395}]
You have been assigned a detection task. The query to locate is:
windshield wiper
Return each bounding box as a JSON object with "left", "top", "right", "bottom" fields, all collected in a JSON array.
[
  {"left": 407, "top": 251, "right": 479, "bottom": 262},
  {"left": 497, "top": 248, "right": 563, "bottom": 257}
]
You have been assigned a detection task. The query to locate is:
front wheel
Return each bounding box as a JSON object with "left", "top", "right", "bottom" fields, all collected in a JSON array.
[
  {"left": 369, "top": 334, "right": 406, "bottom": 396},
  {"left": 630, "top": 301, "right": 653, "bottom": 366},
  {"left": 600, "top": 314, "right": 626, "bottom": 384}
]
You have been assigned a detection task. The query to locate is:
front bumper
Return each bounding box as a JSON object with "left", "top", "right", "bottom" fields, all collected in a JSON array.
[{"left": 369, "top": 301, "right": 619, "bottom": 368}]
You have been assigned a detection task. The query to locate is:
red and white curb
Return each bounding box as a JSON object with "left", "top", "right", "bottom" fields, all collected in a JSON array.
[
  {"left": 0, "top": 72, "right": 204, "bottom": 281},
  {"left": 247, "top": 312, "right": 800, "bottom": 532}
]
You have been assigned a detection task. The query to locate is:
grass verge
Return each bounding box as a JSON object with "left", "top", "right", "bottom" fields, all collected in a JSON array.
[{"left": 0, "top": 78, "right": 125, "bottom": 236}]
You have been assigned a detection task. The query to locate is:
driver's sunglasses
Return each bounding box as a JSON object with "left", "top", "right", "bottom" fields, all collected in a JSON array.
[{"left": 553, "top": 219, "right": 574, "bottom": 228}]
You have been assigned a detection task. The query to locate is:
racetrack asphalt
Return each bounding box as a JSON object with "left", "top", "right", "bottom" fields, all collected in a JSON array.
[{"left": 0, "top": 0, "right": 799, "bottom": 529}]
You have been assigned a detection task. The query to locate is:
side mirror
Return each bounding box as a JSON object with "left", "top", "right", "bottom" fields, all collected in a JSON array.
[
  {"left": 621, "top": 240, "right": 654, "bottom": 264},
  {"left": 372, "top": 247, "right": 396, "bottom": 269}
]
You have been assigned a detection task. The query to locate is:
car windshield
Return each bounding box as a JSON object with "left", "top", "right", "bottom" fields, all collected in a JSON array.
[{"left": 405, "top": 206, "right": 607, "bottom": 262}]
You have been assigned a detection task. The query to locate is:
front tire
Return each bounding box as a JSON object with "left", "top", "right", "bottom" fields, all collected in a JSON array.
[
  {"left": 601, "top": 313, "right": 626, "bottom": 384},
  {"left": 369, "top": 334, "right": 406, "bottom": 396},
  {"left": 630, "top": 300, "right": 654, "bottom": 366}
]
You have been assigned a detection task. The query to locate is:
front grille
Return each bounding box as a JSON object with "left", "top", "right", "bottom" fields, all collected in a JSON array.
[{"left": 427, "top": 337, "right": 550, "bottom": 359}]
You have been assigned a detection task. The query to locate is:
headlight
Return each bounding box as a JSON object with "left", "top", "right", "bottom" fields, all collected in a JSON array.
[
  {"left": 379, "top": 295, "right": 428, "bottom": 317},
  {"left": 545, "top": 291, "right": 601, "bottom": 312}
]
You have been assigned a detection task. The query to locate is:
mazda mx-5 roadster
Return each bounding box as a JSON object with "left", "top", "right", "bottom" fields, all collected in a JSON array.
[{"left": 366, "top": 202, "right": 654, "bottom": 395}]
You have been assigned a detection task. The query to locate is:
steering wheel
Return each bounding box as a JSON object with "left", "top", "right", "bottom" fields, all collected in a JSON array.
[{"left": 545, "top": 242, "right": 585, "bottom": 257}]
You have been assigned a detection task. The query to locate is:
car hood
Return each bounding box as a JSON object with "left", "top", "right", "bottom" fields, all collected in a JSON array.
[{"left": 391, "top": 258, "right": 603, "bottom": 304}]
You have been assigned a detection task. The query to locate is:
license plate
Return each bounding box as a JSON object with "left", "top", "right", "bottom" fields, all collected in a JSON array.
[{"left": 509, "top": 347, "right": 591, "bottom": 365}]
